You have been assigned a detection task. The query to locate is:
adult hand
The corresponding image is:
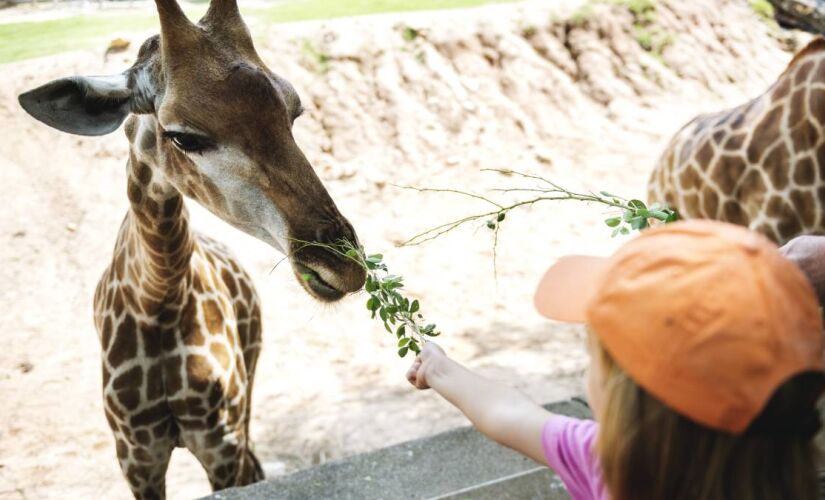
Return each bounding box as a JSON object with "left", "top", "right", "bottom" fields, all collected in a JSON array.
[{"left": 779, "top": 235, "right": 825, "bottom": 307}]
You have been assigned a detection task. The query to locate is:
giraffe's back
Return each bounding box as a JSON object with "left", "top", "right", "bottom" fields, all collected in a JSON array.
[{"left": 649, "top": 37, "right": 825, "bottom": 244}]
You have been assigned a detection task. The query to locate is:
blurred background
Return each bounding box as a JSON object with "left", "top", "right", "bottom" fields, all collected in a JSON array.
[{"left": 0, "top": 0, "right": 810, "bottom": 498}]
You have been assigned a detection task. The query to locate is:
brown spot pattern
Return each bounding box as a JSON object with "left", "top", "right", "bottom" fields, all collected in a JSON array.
[
  {"left": 747, "top": 106, "right": 783, "bottom": 163},
  {"left": 202, "top": 300, "right": 224, "bottom": 335},
  {"left": 108, "top": 316, "right": 138, "bottom": 368}
]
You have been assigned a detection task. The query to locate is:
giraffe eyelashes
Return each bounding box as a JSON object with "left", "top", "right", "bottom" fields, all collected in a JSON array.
[{"left": 162, "top": 131, "right": 215, "bottom": 154}]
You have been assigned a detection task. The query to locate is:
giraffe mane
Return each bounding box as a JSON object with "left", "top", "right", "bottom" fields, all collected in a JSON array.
[{"left": 780, "top": 36, "right": 825, "bottom": 76}]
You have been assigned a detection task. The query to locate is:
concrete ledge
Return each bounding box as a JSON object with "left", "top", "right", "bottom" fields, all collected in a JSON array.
[
  {"left": 204, "top": 399, "right": 591, "bottom": 500},
  {"left": 431, "top": 467, "right": 564, "bottom": 500}
]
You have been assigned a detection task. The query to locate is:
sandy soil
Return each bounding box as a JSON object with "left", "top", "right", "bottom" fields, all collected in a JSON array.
[{"left": 0, "top": 1, "right": 807, "bottom": 498}]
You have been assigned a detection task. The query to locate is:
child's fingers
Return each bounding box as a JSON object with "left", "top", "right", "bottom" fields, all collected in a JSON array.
[
  {"left": 415, "top": 370, "right": 430, "bottom": 390},
  {"left": 406, "top": 357, "right": 422, "bottom": 386},
  {"left": 406, "top": 367, "right": 417, "bottom": 386},
  {"left": 414, "top": 360, "right": 430, "bottom": 389}
]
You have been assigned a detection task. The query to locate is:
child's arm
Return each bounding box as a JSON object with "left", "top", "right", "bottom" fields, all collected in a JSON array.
[{"left": 407, "top": 342, "right": 552, "bottom": 464}]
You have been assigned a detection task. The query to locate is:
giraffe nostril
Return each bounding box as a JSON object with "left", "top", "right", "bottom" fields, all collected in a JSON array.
[
  {"left": 314, "top": 220, "right": 358, "bottom": 247},
  {"left": 314, "top": 227, "right": 330, "bottom": 245},
  {"left": 341, "top": 220, "right": 358, "bottom": 245}
]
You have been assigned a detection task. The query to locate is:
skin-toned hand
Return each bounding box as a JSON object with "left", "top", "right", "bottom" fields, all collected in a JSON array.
[
  {"left": 406, "top": 341, "right": 446, "bottom": 390},
  {"left": 779, "top": 235, "right": 825, "bottom": 307}
]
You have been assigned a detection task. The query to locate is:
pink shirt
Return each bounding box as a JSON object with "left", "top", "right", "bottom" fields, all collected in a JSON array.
[{"left": 541, "top": 415, "right": 609, "bottom": 500}]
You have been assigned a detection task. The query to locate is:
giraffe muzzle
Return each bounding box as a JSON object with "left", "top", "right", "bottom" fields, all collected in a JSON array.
[{"left": 292, "top": 262, "right": 349, "bottom": 302}]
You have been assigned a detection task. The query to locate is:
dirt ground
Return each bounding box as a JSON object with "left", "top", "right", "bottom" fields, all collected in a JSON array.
[{"left": 0, "top": 0, "right": 808, "bottom": 498}]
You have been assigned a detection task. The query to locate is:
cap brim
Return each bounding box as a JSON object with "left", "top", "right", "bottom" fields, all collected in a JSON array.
[{"left": 534, "top": 255, "right": 610, "bottom": 323}]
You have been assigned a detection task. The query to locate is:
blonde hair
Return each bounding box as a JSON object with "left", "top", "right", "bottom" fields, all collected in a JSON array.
[{"left": 592, "top": 336, "right": 824, "bottom": 500}]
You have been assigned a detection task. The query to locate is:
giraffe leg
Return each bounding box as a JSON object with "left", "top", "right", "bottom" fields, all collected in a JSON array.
[
  {"left": 182, "top": 424, "right": 263, "bottom": 490},
  {"left": 108, "top": 419, "right": 176, "bottom": 500}
]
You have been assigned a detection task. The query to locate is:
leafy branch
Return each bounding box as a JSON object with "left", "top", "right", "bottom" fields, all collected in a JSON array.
[
  {"left": 278, "top": 169, "right": 676, "bottom": 358},
  {"left": 290, "top": 239, "right": 440, "bottom": 358}
]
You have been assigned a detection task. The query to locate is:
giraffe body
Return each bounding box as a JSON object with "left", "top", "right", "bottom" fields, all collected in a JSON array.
[
  {"left": 18, "top": 1, "right": 365, "bottom": 498},
  {"left": 94, "top": 209, "right": 264, "bottom": 495},
  {"left": 649, "top": 37, "right": 825, "bottom": 243}
]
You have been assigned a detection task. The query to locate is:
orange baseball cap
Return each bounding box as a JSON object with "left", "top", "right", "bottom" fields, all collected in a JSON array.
[{"left": 534, "top": 220, "right": 824, "bottom": 434}]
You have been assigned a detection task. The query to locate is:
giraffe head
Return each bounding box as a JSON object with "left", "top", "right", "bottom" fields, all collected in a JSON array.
[{"left": 18, "top": 0, "right": 366, "bottom": 302}]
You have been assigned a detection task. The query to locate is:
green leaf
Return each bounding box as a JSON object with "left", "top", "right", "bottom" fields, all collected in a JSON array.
[
  {"left": 410, "top": 300, "right": 420, "bottom": 313},
  {"left": 497, "top": 212, "right": 506, "bottom": 222},
  {"left": 398, "top": 347, "right": 409, "bottom": 358},
  {"left": 367, "top": 297, "right": 380, "bottom": 311},
  {"left": 648, "top": 210, "right": 670, "bottom": 221},
  {"left": 605, "top": 217, "right": 622, "bottom": 228},
  {"left": 486, "top": 220, "right": 496, "bottom": 230},
  {"left": 384, "top": 322, "right": 393, "bottom": 333},
  {"left": 628, "top": 199, "right": 647, "bottom": 210},
  {"left": 623, "top": 209, "right": 634, "bottom": 222},
  {"left": 409, "top": 341, "right": 421, "bottom": 354},
  {"left": 397, "top": 325, "right": 406, "bottom": 338},
  {"left": 345, "top": 249, "right": 360, "bottom": 258},
  {"left": 365, "top": 279, "right": 378, "bottom": 293},
  {"left": 620, "top": 227, "right": 631, "bottom": 235},
  {"left": 367, "top": 254, "right": 384, "bottom": 262},
  {"left": 611, "top": 227, "right": 621, "bottom": 238},
  {"left": 630, "top": 216, "right": 648, "bottom": 230},
  {"left": 398, "top": 338, "right": 411, "bottom": 348},
  {"left": 665, "top": 211, "right": 679, "bottom": 223}
]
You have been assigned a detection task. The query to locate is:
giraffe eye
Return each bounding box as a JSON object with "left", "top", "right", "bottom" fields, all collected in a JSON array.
[{"left": 163, "top": 131, "right": 212, "bottom": 153}]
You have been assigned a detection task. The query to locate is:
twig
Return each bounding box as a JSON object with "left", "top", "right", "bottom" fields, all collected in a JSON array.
[{"left": 397, "top": 168, "right": 678, "bottom": 275}]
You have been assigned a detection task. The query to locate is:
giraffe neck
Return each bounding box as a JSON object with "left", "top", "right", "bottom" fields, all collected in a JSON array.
[{"left": 118, "top": 114, "right": 193, "bottom": 316}]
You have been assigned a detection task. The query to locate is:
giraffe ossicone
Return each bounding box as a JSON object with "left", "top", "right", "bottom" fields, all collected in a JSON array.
[
  {"left": 649, "top": 37, "right": 825, "bottom": 244},
  {"left": 18, "top": 0, "right": 366, "bottom": 497}
]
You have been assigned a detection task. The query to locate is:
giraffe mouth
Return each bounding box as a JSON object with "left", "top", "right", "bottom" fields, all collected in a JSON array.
[{"left": 293, "top": 263, "right": 346, "bottom": 302}]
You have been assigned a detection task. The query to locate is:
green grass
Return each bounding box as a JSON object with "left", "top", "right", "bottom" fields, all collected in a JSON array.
[
  {"left": 0, "top": 14, "right": 158, "bottom": 64},
  {"left": 256, "top": 0, "right": 515, "bottom": 23},
  {"left": 0, "top": 0, "right": 518, "bottom": 65}
]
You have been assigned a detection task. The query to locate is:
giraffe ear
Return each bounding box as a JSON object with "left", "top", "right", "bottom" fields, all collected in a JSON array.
[{"left": 18, "top": 74, "right": 133, "bottom": 136}]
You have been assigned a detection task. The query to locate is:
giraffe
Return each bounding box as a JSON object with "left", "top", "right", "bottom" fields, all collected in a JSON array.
[
  {"left": 648, "top": 36, "right": 825, "bottom": 244},
  {"left": 17, "top": 1, "right": 366, "bottom": 498}
]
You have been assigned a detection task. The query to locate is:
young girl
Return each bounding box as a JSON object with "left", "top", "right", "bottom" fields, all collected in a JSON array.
[{"left": 407, "top": 220, "right": 825, "bottom": 500}]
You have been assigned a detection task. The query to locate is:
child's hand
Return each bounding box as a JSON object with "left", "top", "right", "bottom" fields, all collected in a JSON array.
[{"left": 406, "top": 341, "right": 447, "bottom": 390}]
